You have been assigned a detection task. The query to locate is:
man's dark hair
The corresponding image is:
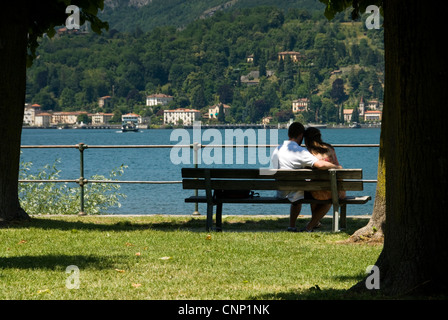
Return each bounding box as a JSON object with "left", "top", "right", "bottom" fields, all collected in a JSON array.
[{"left": 288, "top": 122, "right": 305, "bottom": 139}]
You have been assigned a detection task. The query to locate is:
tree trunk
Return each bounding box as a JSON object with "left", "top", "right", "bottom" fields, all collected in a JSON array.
[
  {"left": 352, "top": 1, "right": 448, "bottom": 296},
  {"left": 348, "top": 144, "right": 385, "bottom": 243},
  {"left": 349, "top": 113, "right": 386, "bottom": 242},
  {"left": 0, "top": 8, "right": 30, "bottom": 224}
]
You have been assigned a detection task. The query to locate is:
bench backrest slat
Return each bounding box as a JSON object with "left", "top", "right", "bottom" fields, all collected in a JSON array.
[
  {"left": 181, "top": 168, "right": 362, "bottom": 180},
  {"left": 182, "top": 179, "right": 363, "bottom": 191}
]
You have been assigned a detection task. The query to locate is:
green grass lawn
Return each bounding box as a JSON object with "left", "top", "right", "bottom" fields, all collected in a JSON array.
[{"left": 0, "top": 215, "right": 382, "bottom": 300}]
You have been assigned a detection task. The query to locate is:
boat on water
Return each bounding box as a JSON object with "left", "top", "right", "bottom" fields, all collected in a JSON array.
[
  {"left": 73, "top": 122, "right": 87, "bottom": 129},
  {"left": 305, "top": 123, "right": 327, "bottom": 129},
  {"left": 122, "top": 121, "right": 139, "bottom": 132},
  {"left": 349, "top": 122, "right": 361, "bottom": 129}
]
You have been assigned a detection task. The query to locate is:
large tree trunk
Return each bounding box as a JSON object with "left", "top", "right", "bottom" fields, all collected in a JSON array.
[
  {"left": 352, "top": 1, "right": 448, "bottom": 295},
  {"left": 0, "top": 9, "right": 30, "bottom": 224}
]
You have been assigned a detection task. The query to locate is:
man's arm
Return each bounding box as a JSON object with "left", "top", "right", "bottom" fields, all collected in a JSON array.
[{"left": 312, "top": 160, "right": 342, "bottom": 170}]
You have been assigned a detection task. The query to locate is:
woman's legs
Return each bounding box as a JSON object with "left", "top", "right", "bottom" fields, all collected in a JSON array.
[{"left": 306, "top": 203, "right": 331, "bottom": 231}]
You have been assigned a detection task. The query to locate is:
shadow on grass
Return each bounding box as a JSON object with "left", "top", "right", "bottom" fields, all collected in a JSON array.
[
  {"left": 0, "top": 254, "right": 118, "bottom": 270},
  {"left": 249, "top": 270, "right": 382, "bottom": 300},
  {"left": 250, "top": 287, "right": 382, "bottom": 300},
  {"left": 252, "top": 288, "right": 350, "bottom": 300},
  {"left": 2, "top": 216, "right": 370, "bottom": 235}
]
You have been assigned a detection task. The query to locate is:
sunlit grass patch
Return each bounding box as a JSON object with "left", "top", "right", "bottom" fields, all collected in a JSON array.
[{"left": 0, "top": 215, "right": 381, "bottom": 300}]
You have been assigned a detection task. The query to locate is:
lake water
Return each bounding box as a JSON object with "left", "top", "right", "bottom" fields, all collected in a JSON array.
[{"left": 20, "top": 127, "right": 380, "bottom": 216}]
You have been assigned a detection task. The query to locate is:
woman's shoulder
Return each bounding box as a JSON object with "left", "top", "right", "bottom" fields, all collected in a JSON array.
[{"left": 311, "top": 151, "right": 331, "bottom": 161}]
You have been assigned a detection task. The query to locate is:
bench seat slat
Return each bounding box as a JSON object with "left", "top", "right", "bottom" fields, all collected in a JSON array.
[
  {"left": 185, "top": 195, "right": 371, "bottom": 205},
  {"left": 340, "top": 195, "right": 371, "bottom": 204},
  {"left": 273, "top": 169, "right": 362, "bottom": 180}
]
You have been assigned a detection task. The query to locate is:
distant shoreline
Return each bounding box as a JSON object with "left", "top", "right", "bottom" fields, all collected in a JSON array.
[{"left": 22, "top": 123, "right": 381, "bottom": 130}]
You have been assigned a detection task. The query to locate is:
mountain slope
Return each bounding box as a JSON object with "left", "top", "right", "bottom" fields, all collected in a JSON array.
[{"left": 100, "top": 0, "right": 325, "bottom": 32}]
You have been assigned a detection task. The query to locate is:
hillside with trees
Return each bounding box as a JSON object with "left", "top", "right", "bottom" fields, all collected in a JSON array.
[
  {"left": 26, "top": 5, "right": 384, "bottom": 125},
  {"left": 99, "top": 0, "right": 325, "bottom": 32}
]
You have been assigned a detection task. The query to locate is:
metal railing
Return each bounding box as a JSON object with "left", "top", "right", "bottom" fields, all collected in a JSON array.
[{"left": 19, "top": 143, "right": 380, "bottom": 215}]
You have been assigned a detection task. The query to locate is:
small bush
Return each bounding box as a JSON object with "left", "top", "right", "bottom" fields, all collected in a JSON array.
[{"left": 19, "top": 159, "right": 127, "bottom": 215}]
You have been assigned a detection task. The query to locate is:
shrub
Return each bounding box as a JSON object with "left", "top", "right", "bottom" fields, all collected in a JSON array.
[{"left": 19, "top": 159, "right": 127, "bottom": 215}]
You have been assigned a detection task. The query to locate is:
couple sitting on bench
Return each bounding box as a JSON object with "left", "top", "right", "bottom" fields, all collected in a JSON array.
[{"left": 272, "top": 122, "right": 346, "bottom": 233}]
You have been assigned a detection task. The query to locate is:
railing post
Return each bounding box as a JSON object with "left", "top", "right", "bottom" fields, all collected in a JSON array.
[
  {"left": 192, "top": 142, "right": 200, "bottom": 216},
  {"left": 76, "top": 143, "right": 88, "bottom": 216}
]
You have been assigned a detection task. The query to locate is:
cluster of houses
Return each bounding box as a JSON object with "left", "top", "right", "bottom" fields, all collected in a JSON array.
[
  {"left": 23, "top": 93, "right": 179, "bottom": 127},
  {"left": 161, "top": 96, "right": 382, "bottom": 126},
  {"left": 343, "top": 97, "right": 383, "bottom": 122},
  {"left": 292, "top": 97, "right": 382, "bottom": 123},
  {"left": 262, "top": 97, "right": 382, "bottom": 125},
  {"left": 24, "top": 90, "right": 382, "bottom": 127},
  {"left": 23, "top": 103, "right": 144, "bottom": 127},
  {"left": 23, "top": 103, "right": 90, "bottom": 127}
]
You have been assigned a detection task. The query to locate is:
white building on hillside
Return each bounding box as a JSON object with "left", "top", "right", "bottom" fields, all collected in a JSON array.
[
  {"left": 164, "top": 109, "right": 201, "bottom": 125},
  {"left": 146, "top": 94, "right": 174, "bottom": 107},
  {"left": 34, "top": 113, "right": 52, "bottom": 127},
  {"left": 91, "top": 112, "right": 114, "bottom": 125},
  {"left": 366, "top": 100, "right": 383, "bottom": 110},
  {"left": 364, "top": 110, "right": 382, "bottom": 122},
  {"left": 208, "top": 103, "right": 230, "bottom": 119},
  {"left": 23, "top": 103, "right": 42, "bottom": 125},
  {"left": 52, "top": 112, "right": 87, "bottom": 125},
  {"left": 343, "top": 109, "right": 354, "bottom": 122},
  {"left": 292, "top": 98, "right": 309, "bottom": 113},
  {"left": 278, "top": 51, "right": 302, "bottom": 63},
  {"left": 98, "top": 96, "right": 112, "bottom": 108}
]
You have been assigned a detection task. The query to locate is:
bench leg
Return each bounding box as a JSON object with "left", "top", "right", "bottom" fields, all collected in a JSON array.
[
  {"left": 215, "top": 203, "right": 223, "bottom": 232},
  {"left": 206, "top": 203, "right": 214, "bottom": 232},
  {"left": 340, "top": 204, "right": 347, "bottom": 230},
  {"left": 329, "top": 169, "right": 340, "bottom": 232},
  {"left": 332, "top": 205, "right": 340, "bottom": 232}
]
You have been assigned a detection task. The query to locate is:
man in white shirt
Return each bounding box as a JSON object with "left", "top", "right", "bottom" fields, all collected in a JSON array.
[{"left": 271, "top": 122, "right": 341, "bottom": 232}]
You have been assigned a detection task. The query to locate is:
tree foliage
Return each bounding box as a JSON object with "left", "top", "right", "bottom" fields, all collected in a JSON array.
[{"left": 26, "top": 0, "right": 109, "bottom": 67}]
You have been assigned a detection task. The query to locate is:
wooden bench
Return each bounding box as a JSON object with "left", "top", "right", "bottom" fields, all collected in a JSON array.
[{"left": 182, "top": 168, "right": 371, "bottom": 232}]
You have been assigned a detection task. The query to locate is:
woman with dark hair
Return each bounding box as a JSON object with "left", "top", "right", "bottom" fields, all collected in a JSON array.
[{"left": 304, "top": 127, "right": 346, "bottom": 200}]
